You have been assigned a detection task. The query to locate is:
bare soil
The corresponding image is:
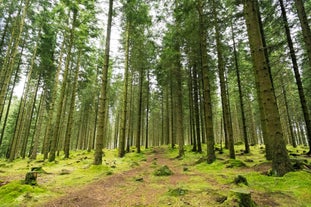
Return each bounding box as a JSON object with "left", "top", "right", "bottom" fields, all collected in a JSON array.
[{"left": 42, "top": 148, "right": 279, "bottom": 207}]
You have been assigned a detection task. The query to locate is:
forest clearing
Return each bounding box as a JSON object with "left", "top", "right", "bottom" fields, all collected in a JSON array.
[{"left": 1, "top": 145, "right": 311, "bottom": 207}]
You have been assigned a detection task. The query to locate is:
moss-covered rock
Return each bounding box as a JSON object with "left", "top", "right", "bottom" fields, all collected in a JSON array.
[{"left": 153, "top": 165, "right": 173, "bottom": 176}]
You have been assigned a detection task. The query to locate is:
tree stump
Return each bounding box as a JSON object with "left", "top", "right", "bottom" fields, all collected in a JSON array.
[
  {"left": 226, "top": 188, "right": 257, "bottom": 207},
  {"left": 25, "top": 171, "right": 38, "bottom": 185}
]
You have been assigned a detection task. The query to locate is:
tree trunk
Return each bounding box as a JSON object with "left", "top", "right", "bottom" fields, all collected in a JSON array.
[
  {"left": 0, "top": 0, "right": 30, "bottom": 124},
  {"left": 279, "top": 0, "right": 310, "bottom": 149},
  {"left": 231, "top": 21, "right": 250, "bottom": 153},
  {"left": 119, "top": 22, "right": 130, "bottom": 158},
  {"left": 49, "top": 9, "right": 77, "bottom": 162},
  {"left": 294, "top": 0, "right": 311, "bottom": 67},
  {"left": 243, "top": 0, "right": 293, "bottom": 176},
  {"left": 94, "top": 0, "right": 113, "bottom": 164},
  {"left": 136, "top": 67, "right": 144, "bottom": 153},
  {"left": 64, "top": 50, "right": 81, "bottom": 158},
  {"left": 198, "top": 0, "right": 216, "bottom": 163},
  {"left": 212, "top": 0, "right": 235, "bottom": 159}
]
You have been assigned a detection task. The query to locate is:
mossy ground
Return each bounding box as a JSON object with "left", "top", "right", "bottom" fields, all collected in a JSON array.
[
  {"left": 0, "top": 145, "right": 310, "bottom": 206},
  {"left": 0, "top": 147, "right": 151, "bottom": 206}
]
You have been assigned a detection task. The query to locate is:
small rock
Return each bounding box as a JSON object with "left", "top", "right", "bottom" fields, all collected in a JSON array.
[
  {"left": 60, "top": 169, "right": 71, "bottom": 175},
  {"left": 135, "top": 177, "right": 144, "bottom": 182}
]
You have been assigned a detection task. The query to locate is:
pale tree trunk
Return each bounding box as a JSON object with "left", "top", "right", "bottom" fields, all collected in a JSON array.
[
  {"left": 198, "top": 0, "right": 216, "bottom": 163},
  {"left": 243, "top": 0, "right": 293, "bottom": 176},
  {"left": 94, "top": 0, "right": 113, "bottom": 164}
]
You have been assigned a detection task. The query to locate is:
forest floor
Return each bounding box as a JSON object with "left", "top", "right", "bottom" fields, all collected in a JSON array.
[
  {"left": 42, "top": 146, "right": 310, "bottom": 207},
  {"left": 1, "top": 145, "right": 311, "bottom": 206}
]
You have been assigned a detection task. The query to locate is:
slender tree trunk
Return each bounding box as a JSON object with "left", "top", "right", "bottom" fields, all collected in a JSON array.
[
  {"left": 30, "top": 93, "right": 45, "bottom": 160},
  {"left": 279, "top": 0, "right": 310, "bottom": 149},
  {"left": 189, "top": 66, "right": 197, "bottom": 151},
  {"left": 294, "top": 0, "right": 311, "bottom": 67},
  {"left": 94, "top": 0, "right": 113, "bottom": 164},
  {"left": 119, "top": 22, "right": 130, "bottom": 158},
  {"left": 243, "top": 0, "right": 293, "bottom": 176},
  {"left": 198, "top": 0, "right": 216, "bottom": 163},
  {"left": 145, "top": 71, "right": 150, "bottom": 149},
  {"left": 231, "top": 21, "right": 250, "bottom": 153},
  {"left": 193, "top": 64, "right": 202, "bottom": 152},
  {"left": 136, "top": 67, "right": 144, "bottom": 153},
  {"left": 49, "top": 9, "right": 77, "bottom": 162},
  {"left": 64, "top": 51, "right": 81, "bottom": 158},
  {"left": 174, "top": 42, "right": 185, "bottom": 158},
  {"left": 212, "top": 0, "right": 235, "bottom": 159},
  {"left": 0, "top": 0, "right": 29, "bottom": 124},
  {"left": 21, "top": 76, "right": 41, "bottom": 158}
]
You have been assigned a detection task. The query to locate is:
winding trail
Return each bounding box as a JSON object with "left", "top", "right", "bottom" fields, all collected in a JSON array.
[{"left": 43, "top": 148, "right": 191, "bottom": 207}]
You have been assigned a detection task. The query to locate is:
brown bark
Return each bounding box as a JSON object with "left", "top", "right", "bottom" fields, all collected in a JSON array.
[{"left": 243, "top": 0, "right": 293, "bottom": 176}]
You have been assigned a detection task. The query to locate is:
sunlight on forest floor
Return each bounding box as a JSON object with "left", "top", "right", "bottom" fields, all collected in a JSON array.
[{"left": 0, "top": 145, "right": 310, "bottom": 206}]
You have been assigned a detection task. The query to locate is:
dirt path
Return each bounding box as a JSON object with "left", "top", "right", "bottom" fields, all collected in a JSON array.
[{"left": 43, "top": 148, "right": 191, "bottom": 207}]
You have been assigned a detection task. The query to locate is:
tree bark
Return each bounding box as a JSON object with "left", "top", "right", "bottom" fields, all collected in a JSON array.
[
  {"left": 198, "top": 0, "right": 216, "bottom": 163},
  {"left": 212, "top": 0, "right": 235, "bottom": 159},
  {"left": 243, "top": 0, "right": 293, "bottom": 176},
  {"left": 94, "top": 0, "right": 113, "bottom": 164}
]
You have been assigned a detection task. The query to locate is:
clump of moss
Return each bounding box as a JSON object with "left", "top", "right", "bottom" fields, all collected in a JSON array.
[
  {"left": 234, "top": 175, "right": 248, "bottom": 186},
  {"left": 154, "top": 165, "right": 173, "bottom": 176},
  {"left": 0, "top": 180, "right": 47, "bottom": 205},
  {"left": 168, "top": 188, "right": 188, "bottom": 196}
]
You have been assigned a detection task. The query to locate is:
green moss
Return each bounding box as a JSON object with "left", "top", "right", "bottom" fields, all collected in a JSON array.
[
  {"left": 154, "top": 165, "right": 173, "bottom": 176},
  {"left": 0, "top": 180, "right": 49, "bottom": 206},
  {"left": 168, "top": 187, "right": 188, "bottom": 196}
]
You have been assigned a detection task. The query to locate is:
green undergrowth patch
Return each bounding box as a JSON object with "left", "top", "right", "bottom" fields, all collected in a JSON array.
[
  {"left": 247, "top": 170, "right": 311, "bottom": 205},
  {"left": 0, "top": 148, "right": 148, "bottom": 206},
  {"left": 0, "top": 180, "right": 54, "bottom": 206}
]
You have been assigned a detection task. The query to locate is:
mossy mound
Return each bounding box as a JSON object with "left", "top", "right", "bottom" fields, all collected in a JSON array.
[
  {"left": 168, "top": 188, "right": 188, "bottom": 196},
  {"left": 225, "top": 159, "right": 247, "bottom": 168},
  {"left": 224, "top": 188, "right": 257, "bottom": 207},
  {"left": 153, "top": 165, "right": 173, "bottom": 176},
  {"left": 234, "top": 175, "right": 248, "bottom": 186}
]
